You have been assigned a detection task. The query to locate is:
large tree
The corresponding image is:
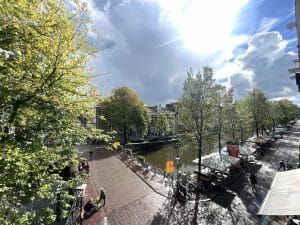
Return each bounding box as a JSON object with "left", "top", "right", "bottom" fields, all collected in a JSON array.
[
  {"left": 275, "top": 99, "right": 300, "bottom": 125},
  {"left": 0, "top": 1, "right": 101, "bottom": 224},
  {"left": 178, "top": 67, "right": 220, "bottom": 223},
  {"left": 178, "top": 67, "right": 218, "bottom": 177},
  {"left": 244, "top": 89, "right": 269, "bottom": 137},
  {"left": 100, "top": 87, "right": 149, "bottom": 143}
]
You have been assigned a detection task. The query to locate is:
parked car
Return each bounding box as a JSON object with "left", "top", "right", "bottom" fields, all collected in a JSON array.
[
  {"left": 275, "top": 126, "right": 287, "bottom": 133},
  {"left": 272, "top": 131, "right": 283, "bottom": 140}
]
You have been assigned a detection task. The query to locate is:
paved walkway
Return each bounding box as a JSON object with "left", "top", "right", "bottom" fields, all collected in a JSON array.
[
  {"left": 77, "top": 121, "right": 300, "bottom": 225},
  {"left": 78, "top": 145, "right": 166, "bottom": 225}
]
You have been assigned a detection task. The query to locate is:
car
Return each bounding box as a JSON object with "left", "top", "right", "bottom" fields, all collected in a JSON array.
[
  {"left": 272, "top": 131, "right": 283, "bottom": 140},
  {"left": 275, "top": 126, "right": 287, "bottom": 133}
]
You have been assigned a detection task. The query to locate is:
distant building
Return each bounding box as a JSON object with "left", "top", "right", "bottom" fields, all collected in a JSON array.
[
  {"left": 146, "top": 103, "right": 179, "bottom": 139},
  {"left": 95, "top": 103, "right": 179, "bottom": 141}
]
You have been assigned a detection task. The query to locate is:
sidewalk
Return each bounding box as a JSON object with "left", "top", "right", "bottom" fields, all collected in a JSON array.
[
  {"left": 78, "top": 145, "right": 166, "bottom": 225},
  {"left": 78, "top": 121, "right": 300, "bottom": 225}
]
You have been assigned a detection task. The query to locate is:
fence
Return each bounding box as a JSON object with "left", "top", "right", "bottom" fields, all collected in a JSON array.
[{"left": 65, "top": 196, "right": 82, "bottom": 225}]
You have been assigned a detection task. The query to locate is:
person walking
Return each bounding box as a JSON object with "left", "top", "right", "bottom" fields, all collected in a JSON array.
[
  {"left": 89, "top": 150, "right": 93, "bottom": 159},
  {"left": 249, "top": 173, "right": 257, "bottom": 192},
  {"left": 278, "top": 159, "right": 285, "bottom": 171},
  {"left": 78, "top": 163, "right": 83, "bottom": 175},
  {"left": 99, "top": 188, "right": 106, "bottom": 206},
  {"left": 85, "top": 162, "right": 90, "bottom": 174}
]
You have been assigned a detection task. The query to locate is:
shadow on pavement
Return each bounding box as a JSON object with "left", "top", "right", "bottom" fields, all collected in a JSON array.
[{"left": 211, "top": 190, "right": 236, "bottom": 208}]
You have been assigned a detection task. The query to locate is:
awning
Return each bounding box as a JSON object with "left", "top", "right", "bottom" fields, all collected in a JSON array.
[
  {"left": 258, "top": 169, "right": 300, "bottom": 215},
  {"left": 239, "top": 143, "right": 257, "bottom": 156},
  {"left": 192, "top": 153, "right": 240, "bottom": 173},
  {"left": 247, "top": 136, "right": 272, "bottom": 144}
]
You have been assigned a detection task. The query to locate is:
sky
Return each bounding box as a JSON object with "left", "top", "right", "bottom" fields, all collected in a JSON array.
[{"left": 79, "top": 0, "right": 300, "bottom": 105}]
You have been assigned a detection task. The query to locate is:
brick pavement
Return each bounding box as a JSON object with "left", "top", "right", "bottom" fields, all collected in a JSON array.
[
  {"left": 78, "top": 145, "right": 166, "bottom": 225},
  {"left": 77, "top": 121, "right": 300, "bottom": 225}
]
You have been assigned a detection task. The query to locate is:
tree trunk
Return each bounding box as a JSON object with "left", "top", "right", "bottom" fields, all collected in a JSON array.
[
  {"left": 255, "top": 121, "right": 259, "bottom": 137},
  {"left": 123, "top": 126, "right": 127, "bottom": 144},
  {"left": 198, "top": 110, "right": 203, "bottom": 181}
]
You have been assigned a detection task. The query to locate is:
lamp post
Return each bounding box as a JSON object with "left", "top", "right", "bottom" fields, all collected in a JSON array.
[
  {"left": 74, "top": 186, "right": 84, "bottom": 225},
  {"left": 175, "top": 156, "right": 180, "bottom": 180},
  {"left": 174, "top": 143, "right": 181, "bottom": 180}
]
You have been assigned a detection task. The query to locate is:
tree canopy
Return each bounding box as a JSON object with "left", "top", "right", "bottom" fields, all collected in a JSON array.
[
  {"left": 156, "top": 113, "right": 170, "bottom": 138},
  {"left": 178, "top": 67, "right": 219, "bottom": 175},
  {"left": 0, "top": 1, "right": 100, "bottom": 224},
  {"left": 100, "top": 87, "right": 149, "bottom": 143}
]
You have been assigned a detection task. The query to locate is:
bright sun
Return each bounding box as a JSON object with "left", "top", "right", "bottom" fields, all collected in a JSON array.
[{"left": 158, "top": 0, "right": 249, "bottom": 54}]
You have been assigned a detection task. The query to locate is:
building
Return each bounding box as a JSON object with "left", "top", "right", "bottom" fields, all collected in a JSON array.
[
  {"left": 146, "top": 103, "right": 179, "bottom": 140},
  {"left": 95, "top": 103, "right": 179, "bottom": 142}
]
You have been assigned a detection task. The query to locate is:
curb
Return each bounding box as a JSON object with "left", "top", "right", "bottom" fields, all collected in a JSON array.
[{"left": 115, "top": 154, "right": 169, "bottom": 198}]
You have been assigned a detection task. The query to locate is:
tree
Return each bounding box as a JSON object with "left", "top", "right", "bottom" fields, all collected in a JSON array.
[
  {"left": 100, "top": 87, "right": 149, "bottom": 143},
  {"left": 244, "top": 89, "right": 269, "bottom": 137},
  {"left": 178, "top": 67, "right": 219, "bottom": 223},
  {"left": 155, "top": 113, "right": 170, "bottom": 138},
  {"left": 0, "top": 1, "right": 101, "bottom": 224},
  {"left": 275, "top": 99, "right": 300, "bottom": 125},
  {"left": 178, "top": 67, "right": 218, "bottom": 178},
  {"left": 222, "top": 87, "right": 238, "bottom": 141},
  {"left": 235, "top": 99, "right": 253, "bottom": 143}
]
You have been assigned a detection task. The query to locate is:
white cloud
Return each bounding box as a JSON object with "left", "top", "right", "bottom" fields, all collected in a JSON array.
[
  {"left": 75, "top": 0, "right": 300, "bottom": 105},
  {"left": 220, "top": 32, "right": 299, "bottom": 99},
  {"left": 258, "top": 17, "right": 280, "bottom": 33}
]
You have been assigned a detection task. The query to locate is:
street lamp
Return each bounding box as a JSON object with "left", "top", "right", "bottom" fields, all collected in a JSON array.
[
  {"left": 74, "top": 184, "right": 86, "bottom": 225},
  {"left": 174, "top": 156, "right": 180, "bottom": 180},
  {"left": 174, "top": 143, "right": 181, "bottom": 180}
]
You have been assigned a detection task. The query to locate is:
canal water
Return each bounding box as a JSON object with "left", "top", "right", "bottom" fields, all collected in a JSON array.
[
  {"left": 138, "top": 131, "right": 254, "bottom": 172},
  {"left": 137, "top": 143, "right": 200, "bottom": 172}
]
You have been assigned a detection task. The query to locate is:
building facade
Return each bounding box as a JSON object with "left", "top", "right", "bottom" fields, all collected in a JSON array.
[{"left": 96, "top": 103, "right": 179, "bottom": 142}]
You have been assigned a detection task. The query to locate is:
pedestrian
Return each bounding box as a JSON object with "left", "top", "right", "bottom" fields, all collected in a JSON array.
[
  {"left": 99, "top": 188, "right": 106, "bottom": 206},
  {"left": 278, "top": 159, "right": 285, "bottom": 171},
  {"left": 89, "top": 150, "right": 93, "bottom": 159},
  {"left": 81, "top": 161, "right": 85, "bottom": 169},
  {"left": 85, "top": 162, "right": 90, "bottom": 174},
  {"left": 78, "top": 163, "right": 83, "bottom": 174},
  {"left": 249, "top": 173, "right": 257, "bottom": 192}
]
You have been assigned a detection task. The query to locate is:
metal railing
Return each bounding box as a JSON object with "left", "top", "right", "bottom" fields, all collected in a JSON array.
[{"left": 65, "top": 196, "right": 81, "bottom": 225}]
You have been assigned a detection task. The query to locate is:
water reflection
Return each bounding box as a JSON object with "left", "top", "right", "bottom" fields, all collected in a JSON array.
[
  {"left": 137, "top": 130, "right": 253, "bottom": 172},
  {"left": 137, "top": 143, "right": 198, "bottom": 171}
]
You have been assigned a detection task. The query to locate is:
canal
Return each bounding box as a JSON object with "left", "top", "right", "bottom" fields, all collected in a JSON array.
[
  {"left": 137, "top": 143, "right": 201, "bottom": 172},
  {"left": 137, "top": 131, "right": 254, "bottom": 172}
]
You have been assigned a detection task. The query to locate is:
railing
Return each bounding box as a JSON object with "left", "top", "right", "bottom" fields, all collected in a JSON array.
[
  {"left": 65, "top": 196, "right": 81, "bottom": 225},
  {"left": 120, "top": 148, "right": 171, "bottom": 184}
]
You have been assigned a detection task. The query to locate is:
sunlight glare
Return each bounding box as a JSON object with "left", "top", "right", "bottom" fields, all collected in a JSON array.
[{"left": 158, "top": 0, "right": 249, "bottom": 54}]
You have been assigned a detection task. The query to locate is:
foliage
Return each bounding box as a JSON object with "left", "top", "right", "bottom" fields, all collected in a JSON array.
[
  {"left": 100, "top": 87, "right": 149, "bottom": 143},
  {"left": 155, "top": 113, "right": 170, "bottom": 138},
  {"left": 178, "top": 67, "right": 218, "bottom": 175},
  {"left": 273, "top": 99, "right": 300, "bottom": 125},
  {"left": 0, "top": 0, "right": 103, "bottom": 224},
  {"left": 243, "top": 89, "right": 269, "bottom": 136}
]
